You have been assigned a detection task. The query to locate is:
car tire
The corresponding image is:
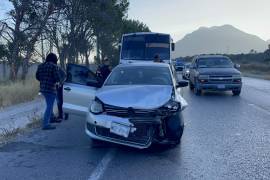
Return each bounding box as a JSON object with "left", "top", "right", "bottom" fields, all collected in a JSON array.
[
  {"left": 91, "top": 138, "right": 104, "bottom": 147},
  {"left": 194, "top": 80, "right": 202, "bottom": 96},
  {"left": 232, "top": 89, "right": 241, "bottom": 96},
  {"left": 189, "top": 80, "right": 194, "bottom": 90},
  {"left": 165, "top": 113, "right": 184, "bottom": 145},
  {"left": 64, "top": 113, "right": 69, "bottom": 120},
  {"left": 174, "top": 126, "right": 184, "bottom": 145}
]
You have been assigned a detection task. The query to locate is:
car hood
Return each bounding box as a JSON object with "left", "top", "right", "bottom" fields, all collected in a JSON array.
[
  {"left": 96, "top": 85, "right": 173, "bottom": 109},
  {"left": 198, "top": 68, "right": 241, "bottom": 75}
]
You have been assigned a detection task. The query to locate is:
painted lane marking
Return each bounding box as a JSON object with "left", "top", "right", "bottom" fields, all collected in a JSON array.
[
  {"left": 248, "top": 103, "right": 270, "bottom": 115},
  {"left": 88, "top": 148, "right": 116, "bottom": 180}
]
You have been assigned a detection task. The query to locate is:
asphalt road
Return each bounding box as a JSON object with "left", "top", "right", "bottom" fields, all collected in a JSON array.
[{"left": 0, "top": 77, "right": 269, "bottom": 180}]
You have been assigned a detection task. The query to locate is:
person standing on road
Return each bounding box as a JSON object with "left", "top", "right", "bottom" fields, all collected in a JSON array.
[
  {"left": 55, "top": 66, "right": 66, "bottom": 121},
  {"left": 50, "top": 65, "right": 66, "bottom": 123},
  {"left": 98, "top": 58, "right": 111, "bottom": 83},
  {"left": 36, "top": 53, "right": 61, "bottom": 130}
]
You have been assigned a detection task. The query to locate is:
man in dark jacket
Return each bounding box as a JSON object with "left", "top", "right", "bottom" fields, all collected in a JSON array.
[
  {"left": 36, "top": 53, "right": 61, "bottom": 130},
  {"left": 98, "top": 58, "right": 111, "bottom": 83},
  {"left": 55, "top": 67, "right": 66, "bottom": 121}
]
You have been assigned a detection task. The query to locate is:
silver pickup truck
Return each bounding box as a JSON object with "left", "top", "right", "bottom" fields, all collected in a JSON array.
[{"left": 189, "top": 55, "right": 242, "bottom": 96}]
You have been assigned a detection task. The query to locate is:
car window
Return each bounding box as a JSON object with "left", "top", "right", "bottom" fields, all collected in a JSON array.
[
  {"left": 198, "top": 57, "right": 233, "bottom": 68},
  {"left": 66, "top": 64, "right": 97, "bottom": 85},
  {"left": 105, "top": 66, "right": 173, "bottom": 86}
]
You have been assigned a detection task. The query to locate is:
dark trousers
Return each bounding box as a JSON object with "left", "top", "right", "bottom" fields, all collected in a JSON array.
[{"left": 57, "top": 85, "right": 64, "bottom": 118}]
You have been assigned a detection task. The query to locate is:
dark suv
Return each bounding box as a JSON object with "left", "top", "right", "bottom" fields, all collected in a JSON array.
[{"left": 189, "top": 55, "right": 242, "bottom": 96}]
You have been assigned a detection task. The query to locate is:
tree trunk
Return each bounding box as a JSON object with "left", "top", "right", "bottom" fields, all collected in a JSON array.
[
  {"left": 3, "top": 60, "right": 6, "bottom": 80},
  {"left": 41, "top": 34, "right": 45, "bottom": 62},
  {"left": 96, "top": 35, "right": 101, "bottom": 64},
  {"left": 85, "top": 51, "right": 90, "bottom": 67},
  {"left": 21, "top": 43, "right": 35, "bottom": 80},
  {"left": 9, "top": 62, "right": 19, "bottom": 81},
  {"left": 21, "top": 52, "right": 31, "bottom": 80}
]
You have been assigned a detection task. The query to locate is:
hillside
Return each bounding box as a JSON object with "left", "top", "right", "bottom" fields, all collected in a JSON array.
[{"left": 173, "top": 25, "right": 268, "bottom": 57}]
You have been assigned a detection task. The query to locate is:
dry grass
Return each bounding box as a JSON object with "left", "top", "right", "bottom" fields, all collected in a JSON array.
[
  {"left": 239, "top": 63, "right": 270, "bottom": 80},
  {"left": 0, "top": 78, "right": 39, "bottom": 108},
  {"left": 0, "top": 117, "right": 41, "bottom": 144}
]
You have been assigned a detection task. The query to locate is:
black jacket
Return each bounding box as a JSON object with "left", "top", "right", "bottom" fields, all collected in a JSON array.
[{"left": 99, "top": 65, "right": 111, "bottom": 81}]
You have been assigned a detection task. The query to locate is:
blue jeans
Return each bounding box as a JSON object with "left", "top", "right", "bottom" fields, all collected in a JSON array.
[{"left": 42, "top": 92, "right": 56, "bottom": 128}]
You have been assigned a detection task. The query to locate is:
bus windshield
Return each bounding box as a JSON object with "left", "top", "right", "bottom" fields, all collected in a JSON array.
[{"left": 121, "top": 34, "right": 170, "bottom": 61}]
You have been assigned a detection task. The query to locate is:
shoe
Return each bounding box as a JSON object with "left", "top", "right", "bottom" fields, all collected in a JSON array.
[
  {"left": 50, "top": 119, "right": 62, "bottom": 123},
  {"left": 42, "top": 125, "right": 56, "bottom": 130},
  {"left": 57, "top": 117, "right": 64, "bottom": 121}
]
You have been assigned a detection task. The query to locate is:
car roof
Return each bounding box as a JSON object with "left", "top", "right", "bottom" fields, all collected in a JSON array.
[
  {"left": 123, "top": 32, "right": 170, "bottom": 37},
  {"left": 116, "top": 62, "right": 170, "bottom": 68},
  {"left": 195, "top": 55, "right": 229, "bottom": 59}
]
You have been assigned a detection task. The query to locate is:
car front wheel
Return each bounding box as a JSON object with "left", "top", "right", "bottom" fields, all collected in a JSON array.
[
  {"left": 165, "top": 113, "right": 184, "bottom": 145},
  {"left": 232, "top": 89, "right": 241, "bottom": 96},
  {"left": 189, "top": 80, "right": 194, "bottom": 90},
  {"left": 194, "top": 80, "right": 202, "bottom": 95}
]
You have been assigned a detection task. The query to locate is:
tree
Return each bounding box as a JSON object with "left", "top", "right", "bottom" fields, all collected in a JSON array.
[
  {"left": 0, "top": 0, "right": 151, "bottom": 80},
  {"left": 121, "top": 19, "right": 150, "bottom": 34},
  {"left": 0, "top": 0, "right": 61, "bottom": 80}
]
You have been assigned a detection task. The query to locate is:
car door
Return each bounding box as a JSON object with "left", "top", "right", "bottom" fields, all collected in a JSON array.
[{"left": 63, "top": 64, "right": 99, "bottom": 117}]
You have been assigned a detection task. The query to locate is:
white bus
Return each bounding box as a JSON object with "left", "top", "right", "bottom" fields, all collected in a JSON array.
[{"left": 119, "top": 32, "right": 175, "bottom": 64}]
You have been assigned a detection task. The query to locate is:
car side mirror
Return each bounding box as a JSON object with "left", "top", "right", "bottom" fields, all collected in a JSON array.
[
  {"left": 171, "top": 43, "right": 175, "bottom": 51},
  {"left": 176, "top": 81, "right": 189, "bottom": 88},
  {"left": 234, "top": 64, "right": 240, "bottom": 69},
  {"left": 87, "top": 80, "right": 102, "bottom": 88}
]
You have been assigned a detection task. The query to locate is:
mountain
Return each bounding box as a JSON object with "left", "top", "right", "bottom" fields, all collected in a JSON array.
[
  {"left": 173, "top": 25, "right": 268, "bottom": 57},
  {"left": 267, "top": 39, "right": 270, "bottom": 44}
]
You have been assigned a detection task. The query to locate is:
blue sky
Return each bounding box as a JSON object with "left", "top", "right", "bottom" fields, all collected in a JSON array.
[
  {"left": 128, "top": 0, "right": 270, "bottom": 41},
  {"left": 1, "top": 0, "right": 269, "bottom": 42},
  {"left": 0, "top": 1, "right": 11, "bottom": 18}
]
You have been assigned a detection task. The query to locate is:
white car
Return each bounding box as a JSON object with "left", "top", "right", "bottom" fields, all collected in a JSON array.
[
  {"left": 63, "top": 63, "right": 188, "bottom": 149},
  {"left": 182, "top": 63, "right": 191, "bottom": 80}
]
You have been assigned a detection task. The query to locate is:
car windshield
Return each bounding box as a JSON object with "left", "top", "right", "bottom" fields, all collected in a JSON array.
[
  {"left": 105, "top": 66, "right": 173, "bottom": 86},
  {"left": 175, "top": 60, "right": 184, "bottom": 65},
  {"left": 198, "top": 57, "right": 233, "bottom": 68},
  {"left": 121, "top": 34, "right": 170, "bottom": 61}
]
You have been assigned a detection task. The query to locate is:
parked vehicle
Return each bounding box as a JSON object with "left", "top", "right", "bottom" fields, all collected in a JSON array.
[
  {"left": 174, "top": 59, "right": 185, "bottom": 72},
  {"left": 182, "top": 63, "right": 191, "bottom": 80},
  {"left": 119, "top": 32, "right": 175, "bottom": 65},
  {"left": 84, "top": 63, "right": 188, "bottom": 149},
  {"left": 189, "top": 55, "right": 242, "bottom": 96}
]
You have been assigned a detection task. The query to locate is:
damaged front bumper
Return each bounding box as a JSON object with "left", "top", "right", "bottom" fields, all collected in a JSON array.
[{"left": 85, "top": 113, "right": 160, "bottom": 149}]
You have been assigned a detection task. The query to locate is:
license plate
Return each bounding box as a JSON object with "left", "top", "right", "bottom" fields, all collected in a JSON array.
[
  {"left": 217, "top": 84, "right": 225, "bottom": 89},
  {"left": 110, "top": 123, "right": 130, "bottom": 138}
]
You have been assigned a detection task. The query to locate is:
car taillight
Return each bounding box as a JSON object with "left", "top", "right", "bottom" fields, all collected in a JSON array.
[
  {"left": 199, "top": 79, "right": 208, "bottom": 83},
  {"left": 233, "top": 79, "right": 242, "bottom": 83}
]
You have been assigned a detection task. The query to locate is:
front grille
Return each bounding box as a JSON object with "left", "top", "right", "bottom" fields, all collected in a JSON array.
[
  {"left": 209, "top": 75, "right": 232, "bottom": 83},
  {"left": 103, "top": 104, "right": 157, "bottom": 118},
  {"left": 95, "top": 123, "right": 154, "bottom": 146}
]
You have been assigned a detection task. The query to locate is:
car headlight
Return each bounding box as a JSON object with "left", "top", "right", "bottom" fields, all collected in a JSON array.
[
  {"left": 198, "top": 75, "right": 209, "bottom": 79},
  {"left": 232, "top": 74, "right": 242, "bottom": 79},
  {"left": 89, "top": 99, "right": 104, "bottom": 114},
  {"left": 163, "top": 100, "right": 180, "bottom": 112}
]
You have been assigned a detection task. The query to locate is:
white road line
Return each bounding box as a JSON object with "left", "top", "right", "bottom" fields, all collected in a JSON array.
[
  {"left": 88, "top": 148, "right": 116, "bottom": 180},
  {"left": 248, "top": 103, "right": 270, "bottom": 115}
]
